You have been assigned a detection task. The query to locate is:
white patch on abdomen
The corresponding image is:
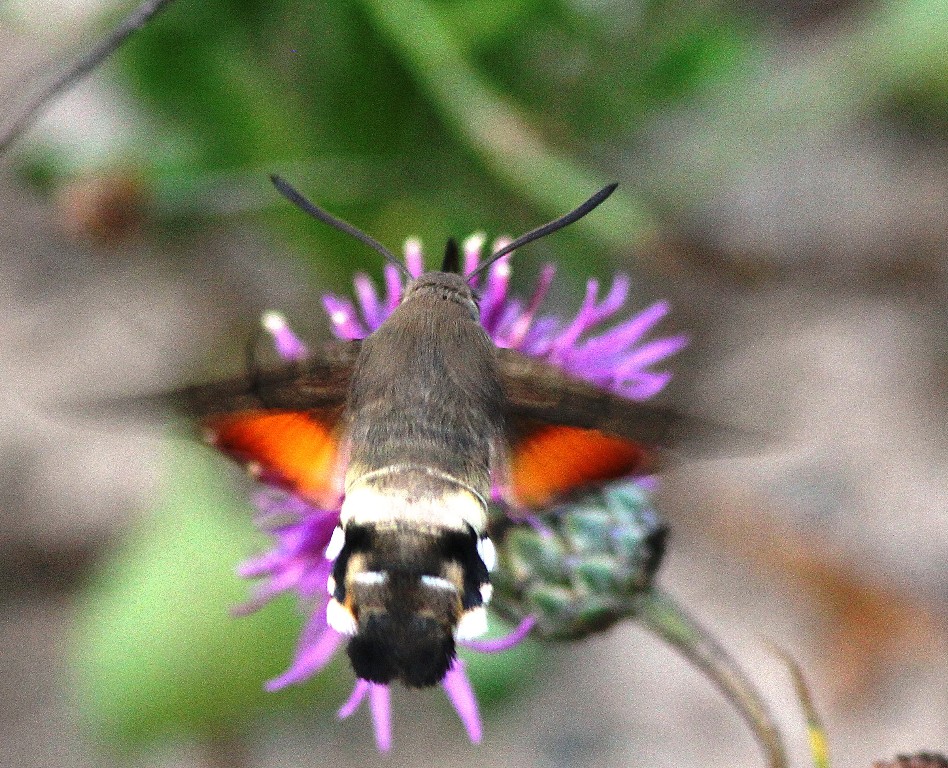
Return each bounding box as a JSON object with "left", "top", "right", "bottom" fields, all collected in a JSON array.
[{"left": 341, "top": 466, "right": 487, "bottom": 534}]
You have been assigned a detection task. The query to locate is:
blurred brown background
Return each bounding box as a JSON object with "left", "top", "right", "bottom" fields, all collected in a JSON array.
[{"left": 0, "top": 0, "right": 946, "bottom": 766}]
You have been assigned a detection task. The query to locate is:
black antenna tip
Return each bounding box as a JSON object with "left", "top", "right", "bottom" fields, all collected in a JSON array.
[
  {"left": 468, "top": 183, "right": 621, "bottom": 281},
  {"left": 270, "top": 174, "right": 292, "bottom": 195},
  {"left": 270, "top": 173, "right": 296, "bottom": 201},
  {"left": 584, "top": 183, "right": 619, "bottom": 210}
]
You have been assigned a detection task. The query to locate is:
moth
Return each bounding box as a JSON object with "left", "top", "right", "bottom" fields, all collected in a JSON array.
[{"left": 170, "top": 177, "right": 681, "bottom": 688}]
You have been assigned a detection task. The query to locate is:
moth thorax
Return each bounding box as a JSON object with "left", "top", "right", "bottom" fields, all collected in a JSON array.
[
  {"left": 326, "top": 523, "right": 493, "bottom": 688},
  {"left": 340, "top": 464, "right": 488, "bottom": 534}
]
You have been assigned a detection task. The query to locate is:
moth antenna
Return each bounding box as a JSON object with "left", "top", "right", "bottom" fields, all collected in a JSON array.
[
  {"left": 0, "top": 0, "right": 179, "bottom": 154},
  {"left": 441, "top": 238, "right": 461, "bottom": 274},
  {"left": 468, "top": 183, "right": 619, "bottom": 281},
  {"left": 270, "top": 175, "right": 411, "bottom": 280}
]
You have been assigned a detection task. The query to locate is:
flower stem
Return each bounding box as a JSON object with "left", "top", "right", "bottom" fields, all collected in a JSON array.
[
  {"left": 638, "top": 589, "right": 788, "bottom": 768},
  {"left": 772, "top": 647, "right": 830, "bottom": 768}
]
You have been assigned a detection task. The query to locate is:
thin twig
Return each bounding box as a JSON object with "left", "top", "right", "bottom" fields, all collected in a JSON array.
[
  {"left": 638, "top": 589, "right": 789, "bottom": 768},
  {"left": 0, "top": 0, "right": 181, "bottom": 154}
]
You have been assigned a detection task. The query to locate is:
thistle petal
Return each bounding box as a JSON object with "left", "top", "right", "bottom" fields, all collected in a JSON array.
[
  {"left": 323, "top": 295, "right": 368, "bottom": 340},
  {"left": 404, "top": 238, "right": 424, "bottom": 278},
  {"left": 461, "top": 615, "right": 537, "bottom": 653},
  {"left": 262, "top": 311, "right": 308, "bottom": 361},
  {"left": 338, "top": 678, "right": 371, "bottom": 718},
  {"left": 353, "top": 273, "right": 384, "bottom": 329},
  {"left": 266, "top": 613, "right": 344, "bottom": 690},
  {"left": 442, "top": 660, "right": 482, "bottom": 744},
  {"left": 369, "top": 683, "right": 393, "bottom": 751}
]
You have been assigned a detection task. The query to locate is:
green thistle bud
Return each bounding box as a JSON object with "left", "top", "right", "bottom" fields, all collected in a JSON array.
[{"left": 489, "top": 480, "right": 666, "bottom": 640}]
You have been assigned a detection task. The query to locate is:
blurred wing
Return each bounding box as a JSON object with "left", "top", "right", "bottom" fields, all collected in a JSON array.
[
  {"left": 166, "top": 341, "right": 360, "bottom": 418},
  {"left": 166, "top": 341, "right": 359, "bottom": 506},
  {"left": 498, "top": 349, "right": 675, "bottom": 507},
  {"left": 497, "top": 349, "right": 679, "bottom": 443}
]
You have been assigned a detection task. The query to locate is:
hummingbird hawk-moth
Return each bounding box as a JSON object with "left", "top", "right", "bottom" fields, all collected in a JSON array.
[{"left": 168, "top": 177, "right": 680, "bottom": 688}]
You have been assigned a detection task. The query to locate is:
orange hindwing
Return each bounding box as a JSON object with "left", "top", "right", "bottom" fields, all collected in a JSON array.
[
  {"left": 508, "top": 423, "right": 652, "bottom": 508},
  {"left": 205, "top": 409, "right": 344, "bottom": 507}
]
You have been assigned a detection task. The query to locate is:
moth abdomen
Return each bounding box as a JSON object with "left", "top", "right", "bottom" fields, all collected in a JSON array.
[
  {"left": 341, "top": 466, "right": 488, "bottom": 533},
  {"left": 326, "top": 520, "right": 493, "bottom": 688},
  {"left": 344, "top": 270, "right": 505, "bottom": 493}
]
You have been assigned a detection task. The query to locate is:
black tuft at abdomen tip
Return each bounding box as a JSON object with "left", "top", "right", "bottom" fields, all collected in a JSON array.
[{"left": 347, "top": 612, "right": 456, "bottom": 688}]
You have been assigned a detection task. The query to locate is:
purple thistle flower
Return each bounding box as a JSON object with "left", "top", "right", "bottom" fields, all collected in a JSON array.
[{"left": 239, "top": 237, "right": 685, "bottom": 749}]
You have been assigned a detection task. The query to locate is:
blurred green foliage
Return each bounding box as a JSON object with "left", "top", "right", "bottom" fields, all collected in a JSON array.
[
  {"left": 71, "top": 440, "right": 347, "bottom": 748},
  {"left": 97, "top": 0, "right": 757, "bottom": 285},
  {"left": 12, "top": 0, "right": 947, "bottom": 281}
]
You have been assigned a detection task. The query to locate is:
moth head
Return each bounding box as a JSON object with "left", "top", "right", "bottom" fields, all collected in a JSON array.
[
  {"left": 401, "top": 271, "right": 478, "bottom": 319},
  {"left": 326, "top": 523, "right": 493, "bottom": 688}
]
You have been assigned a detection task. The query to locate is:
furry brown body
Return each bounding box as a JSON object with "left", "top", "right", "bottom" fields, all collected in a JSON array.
[
  {"left": 334, "top": 272, "right": 502, "bottom": 687},
  {"left": 344, "top": 272, "right": 504, "bottom": 506}
]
